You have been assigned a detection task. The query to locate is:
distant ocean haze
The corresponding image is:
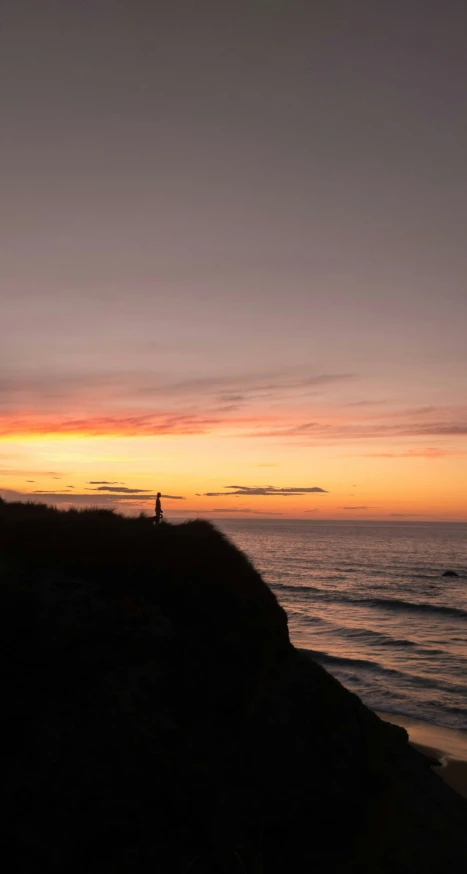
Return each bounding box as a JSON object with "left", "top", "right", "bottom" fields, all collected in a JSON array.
[{"left": 216, "top": 520, "right": 467, "bottom": 731}]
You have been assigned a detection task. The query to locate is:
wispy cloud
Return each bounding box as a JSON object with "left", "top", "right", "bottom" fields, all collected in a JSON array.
[
  {"left": 168, "top": 371, "right": 354, "bottom": 402},
  {"left": 86, "top": 486, "right": 153, "bottom": 494},
  {"left": 0, "top": 367, "right": 356, "bottom": 442},
  {"left": 0, "top": 412, "right": 227, "bottom": 438},
  {"left": 247, "top": 410, "right": 467, "bottom": 442},
  {"left": 198, "top": 484, "right": 328, "bottom": 497},
  {"left": 87, "top": 480, "right": 125, "bottom": 485},
  {"left": 344, "top": 400, "right": 386, "bottom": 407},
  {"left": 211, "top": 507, "right": 283, "bottom": 515},
  {"left": 5, "top": 490, "right": 150, "bottom": 505},
  {"left": 359, "top": 447, "right": 467, "bottom": 458},
  {"left": 0, "top": 468, "right": 63, "bottom": 477},
  {"left": 33, "top": 490, "right": 73, "bottom": 494},
  {"left": 2, "top": 364, "right": 466, "bottom": 456},
  {"left": 85, "top": 486, "right": 185, "bottom": 498},
  {"left": 340, "top": 506, "right": 380, "bottom": 510},
  {"left": 0, "top": 368, "right": 354, "bottom": 410}
]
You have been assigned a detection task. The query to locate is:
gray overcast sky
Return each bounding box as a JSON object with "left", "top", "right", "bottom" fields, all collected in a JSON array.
[{"left": 1, "top": 0, "right": 466, "bottom": 395}]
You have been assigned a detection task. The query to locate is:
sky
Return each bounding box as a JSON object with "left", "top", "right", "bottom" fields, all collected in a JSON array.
[{"left": 1, "top": 0, "right": 466, "bottom": 520}]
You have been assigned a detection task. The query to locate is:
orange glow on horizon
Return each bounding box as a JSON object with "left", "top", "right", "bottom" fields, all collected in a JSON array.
[
  {"left": 1, "top": 434, "right": 466, "bottom": 521},
  {"left": 1, "top": 397, "right": 466, "bottom": 522}
]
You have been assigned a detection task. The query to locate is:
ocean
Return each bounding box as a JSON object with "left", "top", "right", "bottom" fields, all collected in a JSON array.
[{"left": 216, "top": 520, "right": 467, "bottom": 731}]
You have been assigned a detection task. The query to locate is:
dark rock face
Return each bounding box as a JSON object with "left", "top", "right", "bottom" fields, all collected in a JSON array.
[
  {"left": 442, "top": 569, "right": 460, "bottom": 577},
  {"left": 1, "top": 502, "right": 466, "bottom": 873}
]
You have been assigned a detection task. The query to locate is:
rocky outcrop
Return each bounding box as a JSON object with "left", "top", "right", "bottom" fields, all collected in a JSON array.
[
  {"left": 442, "top": 569, "right": 460, "bottom": 577},
  {"left": 1, "top": 501, "right": 466, "bottom": 872}
]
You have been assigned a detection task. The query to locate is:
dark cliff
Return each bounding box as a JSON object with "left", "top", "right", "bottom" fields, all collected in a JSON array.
[{"left": 1, "top": 499, "right": 466, "bottom": 873}]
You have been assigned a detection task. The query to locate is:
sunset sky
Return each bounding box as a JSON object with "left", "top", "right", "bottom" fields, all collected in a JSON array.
[{"left": 1, "top": 0, "right": 466, "bottom": 520}]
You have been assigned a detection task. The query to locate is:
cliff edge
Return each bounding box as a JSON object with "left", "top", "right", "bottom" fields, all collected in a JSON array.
[{"left": 1, "top": 499, "right": 466, "bottom": 873}]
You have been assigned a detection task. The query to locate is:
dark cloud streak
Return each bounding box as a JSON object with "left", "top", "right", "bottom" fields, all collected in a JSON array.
[
  {"left": 86, "top": 487, "right": 185, "bottom": 498},
  {"left": 200, "top": 484, "right": 328, "bottom": 497},
  {"left": 87, "top": 480, "right": 125, "bottom": 485},
  {"left": 211, "top": 508, "right": 283, "bottom": 515},
  {"left": 86, "top": 487, "right": 153, "bottom": 494},
  {"left": 340, "top": 506, "right": 380, "bottom": 510}
]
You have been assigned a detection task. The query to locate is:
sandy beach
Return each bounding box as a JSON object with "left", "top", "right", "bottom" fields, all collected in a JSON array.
[{"left": 378, "top": 712, "right": 467, "bottom": 800}]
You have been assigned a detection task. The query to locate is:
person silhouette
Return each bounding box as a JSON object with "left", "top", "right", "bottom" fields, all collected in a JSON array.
[{"left": 155, "top": 492, "right": 163, "bottom": 525}]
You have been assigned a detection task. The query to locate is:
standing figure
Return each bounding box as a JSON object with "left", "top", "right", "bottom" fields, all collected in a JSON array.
[{"left": 155, "top": 492, "right": 163, "bottom": 525}]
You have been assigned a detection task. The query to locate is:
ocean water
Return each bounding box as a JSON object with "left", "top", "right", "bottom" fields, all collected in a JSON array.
[{"left": 216, "top": 520, "right": 467, "bottom": 731}]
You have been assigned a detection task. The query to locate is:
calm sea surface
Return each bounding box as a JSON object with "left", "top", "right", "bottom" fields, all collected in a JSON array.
[{"left": 216, "top": 520, "right": 467, "bottom": 730}]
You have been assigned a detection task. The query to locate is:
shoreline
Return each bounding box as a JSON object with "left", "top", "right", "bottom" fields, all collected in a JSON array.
[{"left": 377, "top": 711, "right": 467, "bottom": 799}]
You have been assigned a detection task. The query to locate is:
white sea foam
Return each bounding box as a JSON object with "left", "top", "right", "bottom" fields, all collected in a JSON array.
[{"left": 217, "top": 519, "right": 467, "bottom": 730}]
